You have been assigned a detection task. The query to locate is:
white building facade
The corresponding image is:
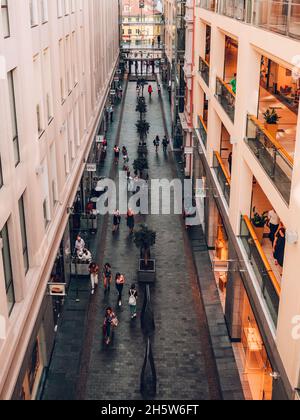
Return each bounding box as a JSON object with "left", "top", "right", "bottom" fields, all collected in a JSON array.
[
  {"left": 0, "top": 0, "right": 120, "bottom": 399},
  {"left": 191, "top": 0, "right": 300, "bottom": 400}
]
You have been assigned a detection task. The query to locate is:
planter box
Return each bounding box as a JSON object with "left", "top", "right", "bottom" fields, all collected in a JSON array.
[
  {"left": 265, "top": 123, "right": 278, "bottom": 139},
  {"left": 138, "top": 259, "right": 156, "bottom": 283},
  {"left": 253, "top": 225, "right": 265, "bottom": 245},
  {"left": 71, "top": 261, "right": 90, "bottom": 276}
]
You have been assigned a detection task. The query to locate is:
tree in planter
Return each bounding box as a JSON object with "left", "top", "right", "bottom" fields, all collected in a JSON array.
[
  {"left": 263, "top": 108, "right": 281, "bottom": 138},
  {"left": 133, "top": 157, "right": 148, "bottom": 178},
  {"left": 134, "top": 224, "right": 156, "bottom": 267},
  {"left": 136, "top": 101, "right": 147, "bottom": 117},
  {"left": 136, "top": 120, "right": 150, "bottom": 140},
  {"left": 251, "top": 207, "right": 268, "bottom": 244}
]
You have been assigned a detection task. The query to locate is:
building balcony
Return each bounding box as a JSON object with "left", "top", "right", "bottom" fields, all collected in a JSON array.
[
  {"left": 245, "top": 115, "right": 293, "bottom": 205},
  {"left": 240, "top": 215, "right": 281, "bottom": 327},
  {"left": 213, "top": 151, "right": 231, "bottom": 205},
  {"left": 199, "top": 56, "right": 210, "bottom": 86},
  {"left": 216, "top": 76, "right": 236, "bottom": 122},
  {"left": 197, "top": 0, "right": 300, "bottom": 40},
  {"left": 197, "top": 115, "right": 208, "bottom": 148}
]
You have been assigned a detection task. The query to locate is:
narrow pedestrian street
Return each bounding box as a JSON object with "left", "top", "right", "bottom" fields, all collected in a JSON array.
[{"left": 42, "top": 80, "right": 242, "bottom": 401}]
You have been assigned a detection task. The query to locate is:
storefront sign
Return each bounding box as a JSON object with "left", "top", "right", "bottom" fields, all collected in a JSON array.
[
  {"left": 184, "top": 147, "right": 193, "bottom": 155},
  {"left": 86, "top": 163, "right": 97, "bottom": 172},
  {"left": 110, "top": 90, "right": 116, "bottom": 96},
  {"left": 116, "top": 69, "right": 122, "bottom": 75},
  {"left": 48, "top": 283, "right": 66, "bottom": 297},
  {"left": 96, "top": 135, "right": 104, "bottom": 144}
]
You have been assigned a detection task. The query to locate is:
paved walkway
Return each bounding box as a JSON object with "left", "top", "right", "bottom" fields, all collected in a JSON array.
[
  {"left": 42, "top": 84, "right": 127, "bottom": 401},
  {"left": 79, "top": 83, "right": 222, "bottom": 400},
  {"left": 43, "top": 79, "right": 243, "bottom": 401}
]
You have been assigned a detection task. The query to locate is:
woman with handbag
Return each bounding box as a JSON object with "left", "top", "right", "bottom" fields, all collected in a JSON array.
[
  {"left": 129, "top": 284, "right": 138, "bottom": 319},
  {"left": 103, "top": 307, "right": 118, "bottom": 345},
  {"left": 115, "top": 273, "right": 126, "bottom": 307}
]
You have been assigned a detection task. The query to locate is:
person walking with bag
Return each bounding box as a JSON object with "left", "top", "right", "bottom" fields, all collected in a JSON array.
[
  {"left": 129, "top": 284, "right": 138, "bottom": 319},
  {"left": 115, "top": 272, "right": 126, "bottom": 307},
  {"left": 89, "top": 261, "right": 99, "bottom": 295},
  {"left": 103, "top": 307, "right": 118, "bottom": 345},
  {"left": 103, "top": 263, "right": 112, "bottom": 294},
  {"left": 112, "top": 210, "right": 121, "bottom": 233},
  {"left": 127, "top": 209, "right": 135, "bottom": 235}
]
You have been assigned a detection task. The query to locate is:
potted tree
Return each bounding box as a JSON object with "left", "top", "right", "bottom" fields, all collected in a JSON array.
[
  {"left": 251, "top": 207, "right": 268, "bottom": 244},
  {"left": 263, "top": 108, "right": 281, "bottom": 139},
  {"left": 136, "top": 120, "right": 150, "bottom": 139},
  {"left": 134, "top": 224, "right": 156, "bottom": 283},
  {"left": 133, "top": 157, "right": 148, "bottom": 179}
]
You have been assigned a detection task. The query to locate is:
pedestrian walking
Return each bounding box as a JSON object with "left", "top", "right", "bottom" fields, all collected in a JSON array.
[
  {"left": 109, "top": 105, "right": 114, "bottom": 123},
  {"left": 122, "top": 146, "right": 129, "bottom": 164},
  {"left": 103, "top": 263, "right": 112, "bottom": 293},
  {"left": 89, "top": 262, "right": 99, "bottom": 295},
  {"left": 112, "top": 210, "right": 121, "bottom": 233},
  {"left": 129, "top": 284, "right": 138, "bottom": 319},
  {"left": 74, "top": 235, "right": 86, "bottom": 258},
  {"left": 114, "top": 145, "right": 120, "bottom": 165},
  {"left": 153, "top": 135, "right": 160, "bottom": 153},
  {"left": 273, "top": 228, "right": 286, "bottom": 274},
  {"left": 115, "top": 273, "right": 126, "bottom": 307},
  {"left": 148, "top": 84, "right": 153, "bottom": 99},
  {"left": 103, "top": 307, "right": 118, "bottom": 345},
  {"left": 268, "top": 209, "right": 280, "bottom": 245},
  {"left": 127, "top": 209, "right": 135, "bottom": 234},
  {"left": 162, "top": 135, "right": 169, "bottom": 152}
]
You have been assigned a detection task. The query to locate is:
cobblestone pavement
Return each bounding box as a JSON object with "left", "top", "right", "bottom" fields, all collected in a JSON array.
[
  {"left": 42, "top": 84, "right": 126, "bottom": 401},
  {"left": 82, "top": 83, "right": 222, "bottom": 400},
  {"left": 43, "top": 80, "right": 243, "bottom": 401}
]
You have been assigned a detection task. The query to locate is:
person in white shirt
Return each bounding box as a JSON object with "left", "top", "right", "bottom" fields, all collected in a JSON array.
[
  {"left": 268, "top": 209, "right": 280, "bottom": 245},
  {"left": 75, "top": 235, "right": 85, "bottom": 255}
]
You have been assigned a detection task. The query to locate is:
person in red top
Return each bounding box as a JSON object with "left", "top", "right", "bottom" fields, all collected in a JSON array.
[{"left": 148, "top": 85, "right": 153, "bottom": 98}]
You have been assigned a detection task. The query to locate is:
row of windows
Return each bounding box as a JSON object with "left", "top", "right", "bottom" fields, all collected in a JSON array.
[
  {"left": 1, "top": 0, "right": 84, "bottom": 38},
  {"left": 0, "top": 194, "right": 28, "bottom": 315}
]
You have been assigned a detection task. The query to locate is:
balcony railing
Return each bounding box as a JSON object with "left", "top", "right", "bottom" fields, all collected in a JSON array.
[
  {"left": 199, "top": 57, "right": 210, "bottom": 86},
  {"left": 216, "top": 77, "right": 236, "bottom": 122},
  {"left": 198, "top": 0, "right": 300, "bottom": 40},
  {"left": 245, "top": 115, "right": 293, "bottom": 205},
  {"left": 213, "top": 151, "right": 231, "bottom": 205},
  {"left": 197, "top": 115, "right": 208, "bottom": 148},
  {"left": 240, "top": 215, "right": 281, "bottom": 327}
]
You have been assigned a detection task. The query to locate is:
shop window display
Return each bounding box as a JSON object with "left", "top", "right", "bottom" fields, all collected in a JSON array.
[{"left": 240, "top": 294, "right": 273, "bottom": 400}]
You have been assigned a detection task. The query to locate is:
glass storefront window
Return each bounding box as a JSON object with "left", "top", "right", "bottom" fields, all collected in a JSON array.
[{"left": 241, "top": 293, "right": 273, "bottom": 400}]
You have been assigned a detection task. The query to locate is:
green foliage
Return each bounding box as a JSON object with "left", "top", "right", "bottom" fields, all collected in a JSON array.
[
  {"left": 136, "top": 120, "right": 150, "bottom": 137},
  {"left": 263, "top": 108, "right": 281, "bottom": 124},
  {"left": 133, "top": 157, "right": 148, "bottom": 173},
  {"left": 134, "top": 224, "right": 156, "bottom": 253},
  {"left": 251, "top": 207, "right": 268, "bottom": 228}
]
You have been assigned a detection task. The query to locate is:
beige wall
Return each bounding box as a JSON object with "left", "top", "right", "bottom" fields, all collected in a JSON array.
[
  {"left": 192, "top": 5, "right": 300, "bottom": 393},
  {"left": 0, "top": 0, "right": 119, "bottom": 399}
]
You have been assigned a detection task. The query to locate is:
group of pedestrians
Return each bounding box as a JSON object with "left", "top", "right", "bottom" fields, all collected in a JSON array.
[
  {"left": 103, "top": 283, "right": 138, "bottom": 345},
  {"left": 153, "top": 135, "right": 169, "bottom": 153},
  {"left": 88, "top": 260, "right": 138, "bottom": 345},
  {"left": 112, "top": 208, "right": 135, "bottom": 235}
]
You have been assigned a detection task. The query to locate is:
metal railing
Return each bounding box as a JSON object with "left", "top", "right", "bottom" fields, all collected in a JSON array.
[
  {"left": 198, "top": 0, "right": 300, "bottom": 40},
  {"left": 197, "top": 115, "right": 208, "bottom": 149},
  {"left": 245, "top": 115, "right": 293, "bottom": 205},
  {"left": 199, "top": 56, "right": 210, "bottom": 86},
  {"left": 213, "top": 151, "right": 231, "bottom": 205},
  {"left": 240, "top": 215, "right": 281, "bottom": 327},
  {"left": 216, "top": 76, "right": 236, "bottom": 122}
]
